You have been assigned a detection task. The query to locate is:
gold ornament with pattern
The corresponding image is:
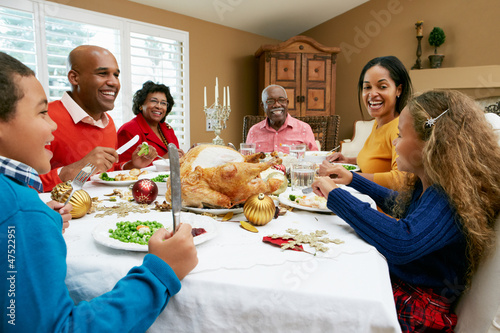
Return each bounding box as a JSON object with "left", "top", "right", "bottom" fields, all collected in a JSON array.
[
  {"left": 50, "top": 181, "right": 92, "bottom": 219},
  {"left": 243, "top": 193, "right": 276, "bottom": 226}
]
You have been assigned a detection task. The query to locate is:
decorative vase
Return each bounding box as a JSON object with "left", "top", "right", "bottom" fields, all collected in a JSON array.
[{"left": 428, "top": 54, "right": 445, "bottom": 68}]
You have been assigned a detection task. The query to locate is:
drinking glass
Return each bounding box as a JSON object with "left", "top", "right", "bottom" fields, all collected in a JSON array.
[
  {"left": 240, "top": 143, "right": 256, "bottom": 156},
  {"left": 290, "top": 161, "right": 315, "bottom": 191},
  {"left": 290, "top": 144, "right": 306, "bottom": 160}
]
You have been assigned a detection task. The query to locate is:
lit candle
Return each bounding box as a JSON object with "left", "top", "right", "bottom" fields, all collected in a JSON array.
[
  {"left": 204, "top": 86, "right": 207, "bottom": 108},
  {"left": 227, "top": 86, "right": 230, "bottom": 107},
  {"left": 416, "top": 21, "right": 423, "bottom": 37},
  {"left": 223, "top": 86, "right": 226, "bottom": 107}
]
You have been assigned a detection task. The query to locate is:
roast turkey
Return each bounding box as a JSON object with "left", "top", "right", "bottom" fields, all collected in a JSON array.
[{"left": 165, "top": 144, "right": 284, "bottom": 208}]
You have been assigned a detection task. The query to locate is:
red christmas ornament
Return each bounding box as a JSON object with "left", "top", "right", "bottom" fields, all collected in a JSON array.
[{"left": 132, "top": 179, "right": 158, "bottom": 204}]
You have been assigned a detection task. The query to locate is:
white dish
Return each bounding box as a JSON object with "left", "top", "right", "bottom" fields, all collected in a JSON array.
[
  {"left": 183, "top": 206, "right": 244, "bottom": 215},
  {"left": 278, "top": 191, "right": 332, "bottom": 213},
  {"left": 92, "top": 212, "right": 217, "bottom": 251},
  {"left": 90, "top": 170, "right": 150, "bottom": 186},
  {"left": 147, "top": 172, "right": 170, "bottom": 196},
  {"left": 153, "top": 159, "right": 170, "bottom": 172},
  {"left": 304, "top": 151, "right": 330, "bottom": 164}
]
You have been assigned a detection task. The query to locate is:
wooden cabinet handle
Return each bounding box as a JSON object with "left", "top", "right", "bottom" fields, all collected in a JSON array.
[
  {"left": 314, "top": 68, "right": 319, "bottom": 73},
  {"left": 283, "top": 67, "right": 288, "bottom": 72},
  {"left": 296, "top": 95, "right": 305, "bottom": 103}
]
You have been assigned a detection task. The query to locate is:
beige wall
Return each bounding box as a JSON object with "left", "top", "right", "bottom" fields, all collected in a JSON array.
[
  {"left": 302, "top": 0, "right": 500, "bottom": 140},
  {"left": 48, "top": 0, "right": 279, "bottom": 146},
  {"left": 49, "top": 0, "right": 500, "bottom": 144}
]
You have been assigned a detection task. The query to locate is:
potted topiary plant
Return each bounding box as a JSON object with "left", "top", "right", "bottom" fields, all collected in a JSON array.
[{"left": 428, "top": 27, "right": 446, "bottom": 68}]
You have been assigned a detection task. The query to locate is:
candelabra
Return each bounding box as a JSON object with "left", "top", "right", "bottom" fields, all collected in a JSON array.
[{"left": 204, "top": 101, "right": 231, "bottom": 145}]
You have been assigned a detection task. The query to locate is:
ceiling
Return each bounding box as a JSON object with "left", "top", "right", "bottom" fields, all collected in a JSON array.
[{"left": 128, "top": 0, "right": 369, "bottom": 40}]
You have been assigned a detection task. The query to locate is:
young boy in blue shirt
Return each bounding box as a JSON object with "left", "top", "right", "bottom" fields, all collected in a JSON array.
[{"left": 0, "top": 52, "right": 198, "bottom": 332}]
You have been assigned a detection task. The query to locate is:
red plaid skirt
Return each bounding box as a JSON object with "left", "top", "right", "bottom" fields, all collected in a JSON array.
[{"left": 392, "top": 279, "right": 457, "bottom": 332}]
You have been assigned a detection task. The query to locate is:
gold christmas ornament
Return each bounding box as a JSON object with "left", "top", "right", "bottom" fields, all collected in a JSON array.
[
  {"left": 50, "top": 181, "right": 92, "bottom": 219},
  {"left": 243, "top": 193, "right": 276, "bottom": 226}
]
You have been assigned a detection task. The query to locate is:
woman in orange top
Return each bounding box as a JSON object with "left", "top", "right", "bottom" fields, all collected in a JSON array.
[{"left": 322, "top": 56, "right": 413, "bottom": 189}]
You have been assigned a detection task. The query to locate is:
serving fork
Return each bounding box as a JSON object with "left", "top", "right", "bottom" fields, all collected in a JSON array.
[{"left": 64, "top": 163, "right": 96, "bottom": 205}]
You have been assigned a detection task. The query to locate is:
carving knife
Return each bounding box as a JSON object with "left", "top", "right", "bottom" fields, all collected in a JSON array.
[
  {"left": 168, "top": 143, "right": 181, "bottom": 235},
  {"left": 116, "top": 135, "right": 139, "bottom": 155}
]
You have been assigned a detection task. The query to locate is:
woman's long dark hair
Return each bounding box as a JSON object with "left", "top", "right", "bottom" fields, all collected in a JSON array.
[{"left": 357, "top": 56, "right": 413, "bottom": 118}]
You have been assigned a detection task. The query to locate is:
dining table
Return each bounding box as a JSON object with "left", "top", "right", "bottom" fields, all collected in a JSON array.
[{"left": 39, "top": 169, "right": 402, "bottom": 333}]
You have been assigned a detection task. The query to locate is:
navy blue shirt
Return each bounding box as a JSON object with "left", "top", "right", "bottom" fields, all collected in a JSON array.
[{"left": 327, "top": 172, "right": 467, "bottom": 301}]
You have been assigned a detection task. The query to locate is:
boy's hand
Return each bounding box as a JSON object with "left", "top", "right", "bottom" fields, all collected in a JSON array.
[
  {"left": 46, "top": 200, "right": 73, "bottom": 233},
  {"left": 148, "top": 223, "right": 198, "bottom": 280}
]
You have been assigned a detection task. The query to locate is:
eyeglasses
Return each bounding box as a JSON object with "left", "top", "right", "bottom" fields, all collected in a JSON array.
[
  {"left": 265, "top": 97, "right": 287, "bottom": 106},
  {"left": 149, "top": 98, "right": 168, "bottom": 108}
]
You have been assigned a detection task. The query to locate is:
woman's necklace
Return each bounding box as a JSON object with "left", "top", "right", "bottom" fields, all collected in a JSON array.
[{"left": 157, "top": 124, "right": 169, "bottom": 148}]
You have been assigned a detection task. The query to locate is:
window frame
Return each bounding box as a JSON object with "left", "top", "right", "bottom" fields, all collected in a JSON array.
[{"left": 0, "top": 0, "right": 190, "bottom": 149}]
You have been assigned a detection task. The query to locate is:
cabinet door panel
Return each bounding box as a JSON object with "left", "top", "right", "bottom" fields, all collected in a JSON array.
[
  {"left": 307, "top": 60, "right": 326, "bottom": 82},
  {"left": 307, "top": 88, "right": 326, "bottom": 111},
  {"left": 303, "top": 54, "right": 332, "bottom": 116},
  {"left": 269, "top": 53, "right": 301, "bottom": 116}
]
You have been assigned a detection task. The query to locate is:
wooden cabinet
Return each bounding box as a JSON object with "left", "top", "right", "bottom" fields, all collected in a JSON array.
[{"left": 255, "top": 36, "right": 340, "bottom": 117}]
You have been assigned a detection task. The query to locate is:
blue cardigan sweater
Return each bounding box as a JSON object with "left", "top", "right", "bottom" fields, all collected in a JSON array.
[
  {"left": 328, "top": 173, "right": 467, "bottom": 299},
  {"left": 0, "top": 174, "right": 181, "bottom": 332}
]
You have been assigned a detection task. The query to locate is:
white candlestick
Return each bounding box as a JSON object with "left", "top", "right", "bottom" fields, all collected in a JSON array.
[
  {"left": 227, "top": 86, "right": 230, "bottom": 107},
  {"left": 215, "top": 77, "right": 219, "bottom": 106},
  {"left": 223, "top": 86, "right": 226, "bottom": 107},
  {"left": 204, "top": 86, "right": 207, "bottom": 108}
]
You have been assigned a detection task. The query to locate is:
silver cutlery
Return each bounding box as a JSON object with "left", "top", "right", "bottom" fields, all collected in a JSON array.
[
  {"left": 168, "top": 143, "right": 181, "bottom": 235},
  {"left": 64, "top": 163, "right": 96, "bottom": 205},
  {"left": 116, "top": 135, "right": 139, "bottom": 155}
]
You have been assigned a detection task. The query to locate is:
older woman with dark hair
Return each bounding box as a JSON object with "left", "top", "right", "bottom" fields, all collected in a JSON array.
[{"left": 117, "top": 81, "right": 184, "bottom": 167}]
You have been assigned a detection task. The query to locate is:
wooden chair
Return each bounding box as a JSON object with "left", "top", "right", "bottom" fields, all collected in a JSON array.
[
  {"left": 484, "top": 101, "right": 500, "bottom": 116},
  {"left": 242, "top": 115, "right": 340, "bottom": 151}
]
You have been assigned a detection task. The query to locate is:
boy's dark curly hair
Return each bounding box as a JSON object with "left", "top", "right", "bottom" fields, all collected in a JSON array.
[{"left": 0, "top": 52, "right": 36, "bottom": 122}]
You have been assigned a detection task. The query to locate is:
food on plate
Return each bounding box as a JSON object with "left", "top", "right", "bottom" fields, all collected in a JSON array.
[
  {"left": 151, "top": 174, "right": 169, "bottom": 182},
  {"left": 100, "top": 168, "right": 147, "bottom": 181},
  {"left": 165, "top": 144, "right": 284, "bottom": 208},
  {"left": 288, "top": 194, "right": 327, "bottom": 210},
  {"left": 191, "top": 228, "right": 207, "bottom": 237},
  {"left": 342, "top": 164, "right": 358, "bottom": 171},
  {"left": 109, "top": 220, "right": 163, "bottom": 245}
]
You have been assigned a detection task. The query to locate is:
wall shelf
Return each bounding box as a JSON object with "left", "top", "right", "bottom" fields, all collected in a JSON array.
[{"left": 410, "top": 65, "right": 500, "bottom": 100}]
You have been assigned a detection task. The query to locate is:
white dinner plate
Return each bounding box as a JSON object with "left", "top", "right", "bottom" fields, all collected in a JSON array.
[
  {"left": 92, "top": 212, "right": 217, "bottom": 251},
  {"left": 278, "top": 191, "right": 332, "bottom": 213},
  {"left": 90, "top": 170, "right": 151, "bottom": 186},
  {"left": 183, "top": 206, "right": 244, "bottom": 215}
]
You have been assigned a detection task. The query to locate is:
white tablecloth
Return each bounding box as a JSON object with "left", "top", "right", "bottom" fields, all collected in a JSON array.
[{"left": 41, "top": 180, "right": 401, "bottom": 333}]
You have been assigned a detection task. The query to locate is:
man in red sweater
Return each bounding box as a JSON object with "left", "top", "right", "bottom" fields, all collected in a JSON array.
[{"left": 41, "top": 45, "right": 155, "bottom": 192}]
